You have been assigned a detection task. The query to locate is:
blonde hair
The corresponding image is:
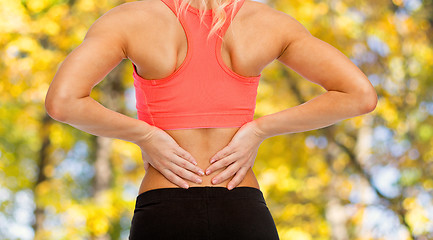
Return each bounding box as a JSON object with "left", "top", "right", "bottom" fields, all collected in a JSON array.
[{"left": 173, "top": 0, "right": 241, "bottom": 41}]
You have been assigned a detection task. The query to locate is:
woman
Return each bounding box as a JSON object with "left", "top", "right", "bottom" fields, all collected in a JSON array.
[{"left": 45, "top": 0, "right": 377, "bottom": 238}]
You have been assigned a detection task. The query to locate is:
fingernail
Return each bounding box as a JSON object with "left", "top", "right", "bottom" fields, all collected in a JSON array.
[
  {"left": 198, "top": 170, "right": 204, "bottom": 176},
  {"left": 210, "top": 159, "right": 215, "bottom": 164},
  {"left": 206, "top": 170, "right": 211, "bottom": 175},
  {"left": 228, "top": 184, "right": 233, "bottom": 190},
  {"left": 193, "top": 161, "right": 198, "bottom": 165},
  {"left": 196, "top": 178, "right": 202, "bottom": 183},
  {"left": 212, "top": 178, "right": 218, "bottom": 184},
  {"left": 183, "top": 184, "right": 189, "bottom": 189}
]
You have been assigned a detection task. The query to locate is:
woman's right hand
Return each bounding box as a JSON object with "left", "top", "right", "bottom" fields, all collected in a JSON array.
[{"left": 135, "top": 126, "right": 205, "bottom": 189}]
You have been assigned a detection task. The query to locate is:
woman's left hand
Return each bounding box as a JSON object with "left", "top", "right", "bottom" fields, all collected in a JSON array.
[{"left": 205, "top": 120, "right": 267, "bottom": 190}]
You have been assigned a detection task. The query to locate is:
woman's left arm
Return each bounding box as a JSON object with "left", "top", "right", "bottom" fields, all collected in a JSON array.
[{"left": 205, "top": 12, "right": 378, "bottom": 190}]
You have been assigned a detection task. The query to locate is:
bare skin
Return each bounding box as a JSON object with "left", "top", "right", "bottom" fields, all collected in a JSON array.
[
  {"left": 45, "top": 0, "right": 377, "bottom": 196},
  {"left": 137, "top": 127, "right": 261, "bottom": 194},
  {"left": 128, "top": 0, "right": 284, "bottom": 194}
]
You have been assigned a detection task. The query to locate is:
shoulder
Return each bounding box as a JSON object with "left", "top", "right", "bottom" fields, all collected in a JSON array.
[
  {"left": 241, "top": 0, "right": 279, "bottom": 19},
  {"left": 241, "top": 0, "right": 308, "bottom": 35},
  {"left": 242, "top": 0, "right": 293, "bottom": 20},
  {"left": 83, "top": 0, "right": 168, "bottom": 46},
  {"left": 87, "top": 0, "right": 177, "bottom": 32},
  {"left": 241, "top": 0, "right": 310, "bottom": 57},
  {"left": 90, "top": 0, "right": 163, "bottom": 25}
]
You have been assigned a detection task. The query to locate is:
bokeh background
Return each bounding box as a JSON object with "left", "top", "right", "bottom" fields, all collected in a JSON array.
[{"left": 1, "top": 0, "right": 433, "bottom": 239}]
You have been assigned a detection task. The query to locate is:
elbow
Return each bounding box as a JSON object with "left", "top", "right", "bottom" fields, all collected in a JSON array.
[
  {"left": 45, "top": 94, "right": 69, "bottom": 122},
  {"left": 357, "top": 88, "right": 378, "bottom": 114}
]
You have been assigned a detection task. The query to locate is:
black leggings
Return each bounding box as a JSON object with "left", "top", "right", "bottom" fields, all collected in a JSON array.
[{"left": 129, "top": 186, "right": 280, "bottom": 240}]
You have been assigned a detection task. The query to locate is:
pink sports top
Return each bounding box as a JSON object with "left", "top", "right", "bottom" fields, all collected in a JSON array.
[{"left": 132, "top": 0, "right": 261, "bottom": 130}]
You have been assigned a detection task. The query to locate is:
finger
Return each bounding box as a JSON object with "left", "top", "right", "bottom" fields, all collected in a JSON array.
[
  {"left": 160, "top": 168, "right": 190, "bottom": 189},
  {"left": 206, "top": 153, "right": 237, "bottom": 175},
  {"left": 227, "top": 166, "right": 249, "bottom": 190},
  {"left": 176, "top": 148, "right": 198, "bottom": 165},
  {"left": 169, "top": 161, "right": 203, "bottom": 184},
  {"left": 171, "top": 153, "right": 205, "bottom": 177},
  {"left": 210, "top": 145, "right": 234, "bottom": 164},
  {"left": 211, "top": 161, "right": 239, "bottom": 185}
]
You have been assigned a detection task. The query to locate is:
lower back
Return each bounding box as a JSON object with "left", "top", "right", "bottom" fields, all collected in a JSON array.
[{"left": 138, "top": 127, "right": 261, "bottom": 194}]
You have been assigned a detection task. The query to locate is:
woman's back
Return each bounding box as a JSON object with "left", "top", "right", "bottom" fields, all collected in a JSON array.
[{"left": 119, "top": 0, "right": 288, "bottom": 193}]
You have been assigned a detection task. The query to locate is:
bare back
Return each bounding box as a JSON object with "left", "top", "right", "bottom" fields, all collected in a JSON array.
[
  {"left": 115, "top": 0, "right": 289, "bottom": 193},
  {"left": 102, "top": 0, "right": 287, "bottom": 193}
]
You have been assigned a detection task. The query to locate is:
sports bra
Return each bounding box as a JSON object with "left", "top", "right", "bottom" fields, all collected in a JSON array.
[{"left": 132, "top": 0, "right": 261, "bottom": 130}]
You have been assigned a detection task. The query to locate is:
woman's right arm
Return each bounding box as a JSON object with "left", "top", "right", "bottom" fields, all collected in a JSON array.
[
  {"left": 204, "top": 12, "right": 378, "bottom": 190},
  {"left": 45, "top": 3, "right": 204, "bottom": 189}
]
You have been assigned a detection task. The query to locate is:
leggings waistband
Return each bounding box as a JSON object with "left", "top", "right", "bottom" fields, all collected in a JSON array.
[{"left": 135, "top": 186, "right": 265, "bottom": 206}]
